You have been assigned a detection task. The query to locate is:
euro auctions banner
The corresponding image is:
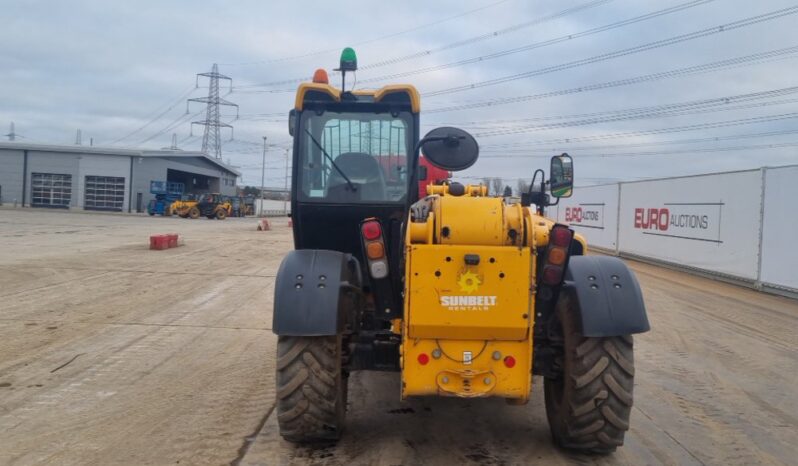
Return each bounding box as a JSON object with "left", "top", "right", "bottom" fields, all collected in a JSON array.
[
  {"left": 632, "top": 203, "right": 722, "bottom": 243},
  {"left": 555, "top": 184, "right": 619, "bottom": 251},
  {"left": 617, "top": 170, "right": 762, "bottom": 280}
]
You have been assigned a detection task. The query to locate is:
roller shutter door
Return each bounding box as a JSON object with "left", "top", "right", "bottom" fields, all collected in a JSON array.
[
  {"left": 31, "top": 173, "right": 72, "bottom": 208},
  {"left": 84, "top": 175, "right": 125, "bottom": 211}
]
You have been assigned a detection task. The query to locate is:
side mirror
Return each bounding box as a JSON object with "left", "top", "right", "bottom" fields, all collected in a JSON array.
[
  {"left": 550, "top": 153, "right": 573, "bottom": 198},
  {"left": 288, "top": 109, "right": 296, "bottom": 136},
  {"left": 417, "top": 127, "right": 478, "bottom": 172}
]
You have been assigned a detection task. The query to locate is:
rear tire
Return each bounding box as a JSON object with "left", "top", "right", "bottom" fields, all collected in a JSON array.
[
  {"left": 216, "top": 209, "right": 227, "bottom": 220},
  {"left": 544, "top": 291, "right": 635, "bottom": 453},
  {"left": 276, "top": 335, "right": 346, "bottom": 443},
  {"left": 188, "top": 207, "right": 200, "bottom": 219}
]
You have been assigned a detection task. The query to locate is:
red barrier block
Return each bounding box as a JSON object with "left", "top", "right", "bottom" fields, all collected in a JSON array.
[
  {"left": 166, "top": 234, "right": 179, "bottom": 248},
  {"left": 257, "top": 219, "right": 271, "bottom": 231},
  {"left": 149, "top": 234, "right": 169, "bottom": 250}
]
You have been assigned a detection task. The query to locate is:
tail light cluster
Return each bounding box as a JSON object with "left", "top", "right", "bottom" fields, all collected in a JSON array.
[
  {"left": 361, "top": 219, "right": 388, "bottom": 279},
  {"left": 541, "top": 224, "right": 574, "bottom": 286}
]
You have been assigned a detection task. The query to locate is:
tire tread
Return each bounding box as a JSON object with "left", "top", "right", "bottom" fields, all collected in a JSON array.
[
  {"left": 545, "top": 292, "right": 636, "bottom": 454},
  {"left": 275, "top": 335, "right": 345, "bottom": 443}
]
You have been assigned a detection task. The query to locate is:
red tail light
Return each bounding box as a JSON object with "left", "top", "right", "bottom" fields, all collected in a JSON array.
[
  {"left": 361, "top": 221, "right": 381, "bottom": 240},
  {"left": 542, "top": 265, "right": 563, "bottom": 286},
  {"left": 503, "top": 355, "right": 516, "bottom": 368},
  {"left": 550, "top": 226, "right": 573, "bottom": 247},
  {"left": 541, "top": 225, "right": 573, "bottom": 286},
  {"left": 361, "top": 219, "right": 389, "bottom": 280},
  {"left": 417, "top": 353, "right": 430, "bottom": 365}
]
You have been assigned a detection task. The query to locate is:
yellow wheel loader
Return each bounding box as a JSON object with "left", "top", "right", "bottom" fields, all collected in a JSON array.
[{"left": 272, "top": 49, "right": 650, "bottom": 453}]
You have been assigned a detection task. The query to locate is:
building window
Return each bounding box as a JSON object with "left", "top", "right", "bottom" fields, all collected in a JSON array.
[
  {"left": 31, "top": 173, "right": 72, "bottom": 208},
  {"left": 84, "top": 176, "right": 125, "bottom": 211}
]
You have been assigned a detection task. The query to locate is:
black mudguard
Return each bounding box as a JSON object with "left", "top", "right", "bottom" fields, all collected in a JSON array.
[
  {"left": 272, "top": 249, "right": 363, "bottom": 336},
  {"left": 563, "top": 256, "right": 650, "bottom": 337}
]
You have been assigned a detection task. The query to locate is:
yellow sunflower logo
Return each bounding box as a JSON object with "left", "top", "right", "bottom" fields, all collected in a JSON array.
[{"left": 458, "top": 271, "right": 481, "bottom": 293}]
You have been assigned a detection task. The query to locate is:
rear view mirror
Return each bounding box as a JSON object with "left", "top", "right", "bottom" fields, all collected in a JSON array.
[
  {"left": 417, "top": 127, "right": 479, "bottom": 172},
  {"left": 550, "top": 153, "right": 573, "bottom": 198},
  {"left": 288, "top": 109, "right": 296, "bottom": 136}
]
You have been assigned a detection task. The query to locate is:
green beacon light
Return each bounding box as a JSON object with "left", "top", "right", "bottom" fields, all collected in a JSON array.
[
  {"left": 336, "top": 47, "right": 358, "bottom": 92},
  {"left": 339, "top": 47, "right": 358, "bottom": 72}
]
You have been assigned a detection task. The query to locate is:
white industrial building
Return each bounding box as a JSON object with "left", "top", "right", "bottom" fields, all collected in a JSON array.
[{"left": 0, "top": 142, "right": 240, "bottom": 212}]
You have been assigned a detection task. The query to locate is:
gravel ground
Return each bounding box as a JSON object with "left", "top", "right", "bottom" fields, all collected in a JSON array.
[{"left": 0, "top": 208, "right": 795, "bottom": 466}]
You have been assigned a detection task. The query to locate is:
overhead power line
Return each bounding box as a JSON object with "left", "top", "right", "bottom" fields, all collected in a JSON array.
[
  {"left": 105, "top": 85, "right": 197, "bottom": 145},
  {"left": 352, "top": 0, "right": 715, "bottom": 87},
  {"left": 480, "top": 141, "right": 798, "bottom": 159},
  {"left": 470, "top": 87, "right": 798, "bottom": 137},
  {"left": 234, "top": 0, "right": 613, "bottom": 89},
  {"left": 478, "top": 129, "right": 798, "bottom": 153},
  {"left": 424, "top": 5, "right": 798, "bottom": 97},
  {"left": 457, "top": 87, "right": 798, "bottom": 127},
  {"left": 137, "top": 109, "right": 204, "bottom": 146},
  {"left": 219, "top": 0, "right": 516, "bottom": 66},
  {"left": 472, "top": 112, "right": 798, "bottom": 148},
  {"left": 363, "top": 0, "right": 612, "bottom": 70},
  {"left": 424, "top": 45, "right": 798, "bottom": 114},
  {"left": 224, "top": 138, "right": 271, "bottom": 147},
  {"left": 235, "top": 48, "right": 798, "bottom": 126}
]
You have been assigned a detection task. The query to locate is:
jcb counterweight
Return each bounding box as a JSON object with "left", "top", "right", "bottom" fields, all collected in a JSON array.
[
  {"left": 271, "top": 48, "right": 650, "bottom": 452},
  {"left": 402, "top": 192, "right": 536, "bottom": 400}
]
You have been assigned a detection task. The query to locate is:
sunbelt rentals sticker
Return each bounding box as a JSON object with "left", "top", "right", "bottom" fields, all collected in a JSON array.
[{"left": 439, "top": 271, "right": 497, "bottom": 311}]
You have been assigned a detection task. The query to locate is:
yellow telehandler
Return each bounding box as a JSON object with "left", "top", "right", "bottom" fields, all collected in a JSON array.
[{"left": 271, "top": 48, "right": 649, "bottom": 453}]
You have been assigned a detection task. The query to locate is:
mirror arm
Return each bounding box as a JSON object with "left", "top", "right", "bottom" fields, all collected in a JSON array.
[
  {"left": 414, "top": 135, "right": 465, "bottom": 154},
  {"left": 527, "top": 169, "right": 545, "bottom": 195}
]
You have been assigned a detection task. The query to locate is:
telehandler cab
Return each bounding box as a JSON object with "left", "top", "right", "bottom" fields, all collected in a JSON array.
[{"left": 272, "top": 48, "right": 649, "bottom": 453}]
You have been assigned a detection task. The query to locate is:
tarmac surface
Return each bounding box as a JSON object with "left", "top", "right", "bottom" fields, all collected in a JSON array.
[{"left": 0, "top": 208, "right": 795, "bottom": 465}]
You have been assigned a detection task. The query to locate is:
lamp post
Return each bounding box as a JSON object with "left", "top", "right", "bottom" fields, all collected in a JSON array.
[{"left": 260, "top": 136, "right": 267, "bottom": 217}]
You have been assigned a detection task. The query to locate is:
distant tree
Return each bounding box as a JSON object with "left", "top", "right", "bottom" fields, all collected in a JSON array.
[
  {"left": 517, "top": 179, "right": 530, "bottom": 196},
  {"left": 482, "top": 177, "right": 492, "bottom": 192},
  {"left": 491, "top": 178, "right": 503, "bottom": 196},
  {"left": 241, "top": 186, "right": 261, "bottom": 197},
  {"left": 263, "top": 190, "right": 287, "bottom": 200},
  {"left": 503, "top": 185, "right": 513, "bottom": 197}
]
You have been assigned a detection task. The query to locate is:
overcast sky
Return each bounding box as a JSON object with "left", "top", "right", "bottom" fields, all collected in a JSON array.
[{"left": 2, "top": 0, "right": 797, "bottom": 187}]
